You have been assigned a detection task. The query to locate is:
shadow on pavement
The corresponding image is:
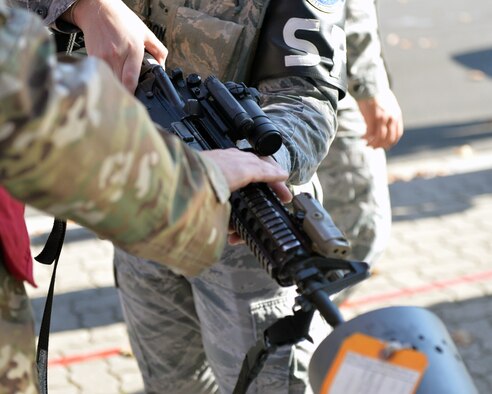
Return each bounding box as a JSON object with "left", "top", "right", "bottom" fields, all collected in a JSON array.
[
  {"left": 389, "top": 167, "right": 492, "bottom": 221},
  {"left": 387, "top": 118, "right": 492, "bottom": 160},
  {"left": 31, "top": 286, "right": 123, "bottom": 333},
  {"left": 452, "top": 47, "right": 492, "bottom": 78},
  {"left": 428, "top": 295, "right": 492, "bottom": 394},
  {"left": 30, "top": 226, "right": 98, "bottom": 246}
]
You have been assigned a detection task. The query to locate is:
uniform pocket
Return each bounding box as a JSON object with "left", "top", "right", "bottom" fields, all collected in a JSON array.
[
  {"left": 250, "top": 294, "right": 297, "bottom": 339},
  {"left": 166, "top": 7, "right": 245, "bottom": 81},
  {"left": 250, "top": 293, "right": 329, "bottom": 393}
]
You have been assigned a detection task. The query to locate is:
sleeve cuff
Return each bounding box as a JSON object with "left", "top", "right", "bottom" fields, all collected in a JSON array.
[
  {"left": 198, "top": 154, "right": 231, "bottom": 204},
  {"left": 272, "top": 144, "right": 292, "bottom": 175},
  {"left": 349, "top": 63, "right": 390, "bottom": 100}
]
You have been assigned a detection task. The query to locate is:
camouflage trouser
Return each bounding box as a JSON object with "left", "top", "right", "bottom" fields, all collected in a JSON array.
[
  {"left": 317, "top": 92, "right": 392, "bottom": 265},
  {"left": 114, "top": 246, "right": 330, "bottom": 394},
  {"left": 0, "top": 259, "right": 39, "bottom": 394}
]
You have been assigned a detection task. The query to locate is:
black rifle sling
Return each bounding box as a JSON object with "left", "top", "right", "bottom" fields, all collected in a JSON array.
[
  {"left": 233, "top": 308, "right": 315, "bottom": 394},
  {"left": 35, "top": 218, "right": 67, "bottom": 394}
]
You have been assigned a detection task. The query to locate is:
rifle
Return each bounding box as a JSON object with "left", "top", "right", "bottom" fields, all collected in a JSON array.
[{"left": 135, "top": 56, "right": 369, "bottom": 392}]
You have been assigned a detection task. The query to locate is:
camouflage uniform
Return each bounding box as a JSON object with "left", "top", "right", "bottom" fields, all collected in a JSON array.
[
  {"left": 317, "top": 0, "right": 392, "bottom": 264},
  {"left": 0, "top": 1, "right": 233, "bottom": 391},
  {"left": 0, "top": 262, "right": 38, "bottom": 394}
]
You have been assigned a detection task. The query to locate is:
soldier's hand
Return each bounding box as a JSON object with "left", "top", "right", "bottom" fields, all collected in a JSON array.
[
  {"left": 357, "top": 89, "right": 404, "bottom": 150},
  {"left": 69, "top": 0, "right": 168, "bottom": 93},
  {"left": 201, "top": 149, "right": 292, "bottom": 198},
  {"left": 201, "top": 149, "right": 292, "bottom": 246}
]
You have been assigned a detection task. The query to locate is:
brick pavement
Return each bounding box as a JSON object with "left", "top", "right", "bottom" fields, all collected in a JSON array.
[{"left": 25, "top": 150, "right": 492, "bottom": 394}]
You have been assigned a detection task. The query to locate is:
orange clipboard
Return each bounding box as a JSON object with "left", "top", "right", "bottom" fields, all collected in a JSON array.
[{"left": 320, "top": 333, "right": 428, "bottom": 394}]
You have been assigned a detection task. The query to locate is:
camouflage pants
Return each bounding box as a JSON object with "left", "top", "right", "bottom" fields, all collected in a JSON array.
[
  {"left": 317, "top": 93, "right": 392, "bottom": 265},
  {"left": 114, "top": 246, "right": 330, "bottom": 394},
  {"left": 0, "top": 259, "right": 39, "bottom": 394}
]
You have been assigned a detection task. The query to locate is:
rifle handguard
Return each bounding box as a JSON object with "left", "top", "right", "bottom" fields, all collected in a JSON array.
[{"left": 230, "top": 184, "right": 311, "bottom": 286}]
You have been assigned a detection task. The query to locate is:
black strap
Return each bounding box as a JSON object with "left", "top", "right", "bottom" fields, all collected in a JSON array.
[
  {"left": 34, "top": 219, "right": 66, "bottom": 266},
  {"left": 35, "top": 218, "right": 67, "bottom": 394},
  {"left": 233, "top": 308, "right": 315, "bottom": 394},
  {"left": 233, "top": 338, "right": 276, "bottom": 394}
]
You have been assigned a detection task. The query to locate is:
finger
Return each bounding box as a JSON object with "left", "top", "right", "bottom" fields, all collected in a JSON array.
[
  {"left": 396, "top": 115, "right": 404, "bottom": 143},
  {"left": 256, "top": 158, "right": 289, "bottom": 181},
  {"left": 255, "top": 164, "right": 289, "bottom": 183},
  {"left": 373, "top": 112, "right": 388, "bottom": 145},
  {"left": 86, "top": 44, "right": 123, "bottom": 83},
  {"left": 235, "top": 156, "right": 288, "bottom": 189},
  {"left": 363, "top": 119, "right": 377, "bottom": 146},
  {"left": 228, "top": 233, "right": 245, "bottom": 245},
  {"left": 268, "top": 181, "right": 292, "bottom": 203},
  {"left": 385, "top": 117, "right": 399, "bottom": 149},
  {"left": 385, "top": 113, "right": 404, "bottom": 149},
  {"left": 145, "top": 33, "right": 169, "bottom": 67},
  {"left": 370, "top": 119, "right": 389, "bottom": 149},
  {"left": 121, "top": 46, "right": 144, "bottom": 93}
]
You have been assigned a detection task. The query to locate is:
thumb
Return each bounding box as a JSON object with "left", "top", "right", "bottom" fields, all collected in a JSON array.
[
  {"left": 145, "top": 33, "right": 168, "bottom": 67},
  {"left": 120, "top": 40, "right": 147, "bottom": 93}
]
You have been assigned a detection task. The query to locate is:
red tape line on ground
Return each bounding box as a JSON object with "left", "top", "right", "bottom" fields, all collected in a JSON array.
[
  {"left": 340, "top": 269, "right": 492, "bottom": 309},
  {"left": 48, "top": 348, "right": 122, "bottom": 367},
  {"left": 47, "top": 269, "right": 492, "bottom": 367}
]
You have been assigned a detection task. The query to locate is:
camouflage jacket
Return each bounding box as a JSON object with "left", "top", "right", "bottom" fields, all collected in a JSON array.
[
  {"left": 0, "top": 0, "right": 232, "bottom": 277},
  {"left": 345, "top": 0, "right": 390, "bottom": 100},
  {"left": 11, "top": 0, "right": 346, "bottom": 184}
]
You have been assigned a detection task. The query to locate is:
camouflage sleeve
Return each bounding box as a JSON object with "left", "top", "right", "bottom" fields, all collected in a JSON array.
[
  {"left": 345, "top": 0, "right": 390, "bottom": 100},
  {"left": 257, "top": 77, "right": 338, "bottom": 185},
  {"left": 7, "top": 0, "right": 74, "bottom": 26},
  {"left": 0, "top": 2, "right": 231, "bottom": 277}
]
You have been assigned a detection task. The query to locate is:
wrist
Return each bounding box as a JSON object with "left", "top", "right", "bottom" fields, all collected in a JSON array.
[
  {"left": 60, "top": 0, "right": 82, "bottom": 26},
  {"left": 60, "top": 0, "right": 96, "bottom": 28}
]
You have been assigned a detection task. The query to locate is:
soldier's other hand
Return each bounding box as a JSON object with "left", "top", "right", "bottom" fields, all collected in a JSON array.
[
  {"left": 201, "top": 149, "right": 292, "bottom": 246},
  {"left": 70, "top": 0, "right": 168, "bottom": 93},
  {"left": 201, "top": 149, "right": 292, "bottom": 199},
  {"left": 227, "top": 224, "right": 244, "bottom": 245},
  {"left": 357, "top": 89, "right": 404, "bottom": 150}
]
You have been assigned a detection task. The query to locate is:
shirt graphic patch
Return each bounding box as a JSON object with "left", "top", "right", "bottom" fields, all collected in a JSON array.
[{"left": 306, "top": 0, "right": 344, "bottom": 13}]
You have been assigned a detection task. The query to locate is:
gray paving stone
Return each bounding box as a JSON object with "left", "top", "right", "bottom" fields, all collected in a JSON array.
[
  {"left": 446, "top": 283, "right": 489, "bottom": 301},
  {"left": 48, "top": 386, "right": 80, "bottom": 394},
  {"left": 437, "top": 301, "right": 492, "bottom": 326},
  {"left": 48, "top": 330, "right": 93, "bottom": 355},
  {"left": 118, "top": 372, "right": 145, "bottom": 394},
  {"left": 473, "top": 378, "right": 491, "bottom": 394},
  {"left": 390, "top": 270, "right": 440, "bottom": 288},
  {"left": 69, "top": 360, "right": 120, "bottom": 393},
  {"left": 397, "top": 289, "right": 458, "bottom": 308},
  {"left": 88, "top": 325, "right": 132, "bottom": 353}
]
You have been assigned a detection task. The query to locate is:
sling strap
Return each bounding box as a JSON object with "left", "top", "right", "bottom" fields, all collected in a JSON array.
[
  {"left": 35, "top": 218, "right": 67, "bottom": 394},
  {"left": 233, "top": 308, "right": 315, "bottom": 394}
]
